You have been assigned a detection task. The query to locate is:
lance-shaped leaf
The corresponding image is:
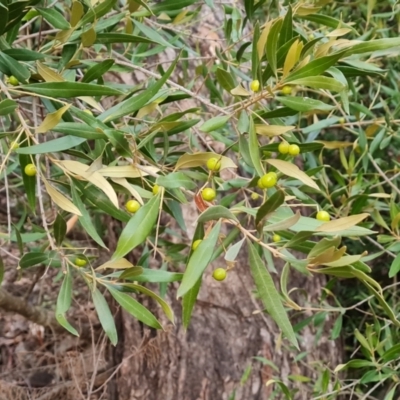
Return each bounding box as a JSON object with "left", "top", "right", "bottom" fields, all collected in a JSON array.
[
  {"left": 177, "top": 221, "right": 221, "bottom": 298},
  {"left": 21, "top": 82, "right": 123, "bottom": 97},
  {"left": 92, "top": 289, "right": 118, "bottom": 345},
  {"left": 316, "top": 213, "right": 369, "bottom": 232},
  {"left": 17, "top": 135, "right": 86, "bottom": 154},
  {"left": 112, "top": 194, "right": 161, "bottom": 260},
  {"left": 175, "top": 152, "right": 236, "bottom": 170},
  {"left": 248, "top": 241, "right": 298, "bottom": 349},
  {"left": 98, "top": 54, "right": 179, "bottom": 122},
  {"left": 42, "top": 177, "right": 82, "bottom": 216},
  {"left": 266, "top": 159, "right": 320, "bottom": 191},
  {"left": 182, "top": 277, "right": 202, "bottom": 329},
  {"left": 108, "top": 286, "right": 162, "bottom": 329},
  {"left": 256, "top": 190, "right": 285, "bottom": 227}
]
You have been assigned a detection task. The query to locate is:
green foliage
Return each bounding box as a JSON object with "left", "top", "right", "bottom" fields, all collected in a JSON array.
[{"left": 1, "top": 0, "right": 400, "bottom": 397}]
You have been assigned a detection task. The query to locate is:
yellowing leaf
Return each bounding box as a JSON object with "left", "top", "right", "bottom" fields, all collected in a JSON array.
[
  {"left": 137, "top": 102, "right": 158, "bottom": 119},
  {"left": 173, "top": 9, "right": 188, "bottom": 24},
  {"left": 230, "top": 84, "right": 251, "bottom": 97},
  {"left": 326, "top": 28, "right": 352, "bottom": 37},
  {"left": 295, "top": 55, "right": 311, "bottom": 70},
  {"left": 37, "top": 61, "right": 64, "bottom": 82},
  {"left": 175, "top": 152, "right": 237, "bottom": 170},
  {"left": 98, "top": 165, "right": 155, "bottom": 179},
  {"left": 316, "top": 140, "right": 353, "bottom": 149},
  {"left": 283, "top": 39, "right": 301, "bottom": 78},
  {"left": 255, "top": 125, "right": 295, "bottom": 136},
  {"left": 366, "top": 123, "right": 380, "bottom": 137},
  {"left": 316, "top": 213, "right": 370, "bottom": 233},
  {"left": 96, "top": 258, "right": 133, "bottom": 270},
  {"left": 295, "top": 5, "right": 322, "bottom": 16},
  {"left": 55, "top": 29, "right": 74, "bottom": 44},
  {"left": 369, "top": 193, "right": 391, "bottom": 198},
  {"left": 257, "top": 20, "right": 273, "bottom": 60},
  {"left": 60, "top": 160, "right": 119, "bottom": 208},
  {"left": 42, "top": 177, "right": 81, "bottom": 216},
  {"left": 82, "top": 27, "right": 96, "bottom": 47},
  {"left": 78, "top": 96, "right": 103, "bottom": 111},
  {"left": 266, "top": 159, "right": 320, "bottom": 191},
  {"left": 70, "top": 1, "right": 84, "bottom": 27},
  {"left": 315, "top": 40, "right": 337, "bottom": 58},
  {"left": 112, "top": 178, "right": 144, "bottom": 205},
  {"left": 36, "top": 104, "right": 71, "bottom": 133}
]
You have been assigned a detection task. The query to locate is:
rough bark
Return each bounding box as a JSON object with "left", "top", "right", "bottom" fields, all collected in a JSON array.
[{"left": 115, "top": 252, "right": 341, "bottom": 400}]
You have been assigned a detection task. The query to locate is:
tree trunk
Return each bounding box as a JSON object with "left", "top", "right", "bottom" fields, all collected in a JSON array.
[{"left": 116, "top": 254, "right": 341, "bottom": 400}]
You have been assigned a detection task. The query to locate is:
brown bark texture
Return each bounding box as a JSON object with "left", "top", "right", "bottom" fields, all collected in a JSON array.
[{"left": 115, "top": 252, "right": 341, "bottom": 400}]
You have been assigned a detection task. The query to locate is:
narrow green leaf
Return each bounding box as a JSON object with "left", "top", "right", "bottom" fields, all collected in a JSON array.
[
  {"left": 92, "top": 288, "right": 118, "bottom": 345},
  {"left": 279, "top": 6, "right": 292, "bottom": 47},
  {"left": 17, "top": 136, "right": 86, "bottom": 154},
  {"left": 3, "top": 49, "right": 45, "bottom": 61},
  {"left": 95, "top": 33, "right": 154, "bottom": 45},
  {"left": 112, "top": 194, "right": 161, "bottom": 260},
  {"left": 381, "top": 343, "right": 400, "bottom": 363},
  {"left": 121, "top": 268, "right": 182, "bottom": 283},
  {"left": 36, "top": 7, "right": 70, "bottom": 30},
  {"left": 331, "top": 314, "right": 343, "bottom": 340},
  {"left": 182, "top": 277, "right": 202, "bottom": 329},
  {"left": 156, "top": 172, "right": 196, "bottom": 190},
  {"left": 266, "top": 18, "right": 283, "bottom": 77},
  {"left": 21, "top": 82, "right": 123, "bottom": 98},
  {"left": 54, "top": 122, "right": 106, "bottom": 140},
  {"left": 150, "top": 0, "right": 196, "bottom": 13},
  {"left": 177, "top": 221, "right": 222, "bottom": 298},
  {"left": 80, "top": 0, "right": 117, "bottom": 25},
  {"left": 132, "top": 19, "right": 175, "bottom": 48},
  {"left": 73, "top": 180, "right": 130, "bottom": 223},
  {"left": 216, "top": 68, "right": 236, "bottom": 92},
  {"left": 108, "top": 286, "right": 162, "bottom": 329},
  {"left": 249, "top": 117, "right": 264, "bottom": 177},
  {"left": 286, "top": 76, "right": 345, "bottom": 92},
  {"left": 257, "top": 107, "right": 298, "bottom": 119},
  {"left": 389, "top": 253, "right": 400, "bottom": 278},
  {"left": 248, "top": 241, "right": 298, "bottom": 348},
  {"left": 0, "top": 52, "right": 30, "bottom": 83},
  {"left": 19, "top": 252, "right": 48, "bottom": 269},
  {"left": 251, "top": 22, "right": 260, "bottom": 78},
  {"left": 103, "top": 129, "right": 132, "bottom": 157},
  {"left": 256, "top": 190, "right": 285, "bottom": 226},
  {"left": 197, "top": 205, "right": 238, "bottom": 223},
  {"left": 12, "top": 223, "right": 23, "bottom": 256},
  {"left": 82, "top": 59, "right": 115, "bottom": 83},
  {"left": 0, "top": 99, "right": 17, "bottom": 116},
  {"left": 124, "top": 283, "right": 174, "bottom": 324},
  {"left": 277, "top": 96, "right": 335, "bottom": 112},
  {"left": 363, "top": 281, "right": 400, "bottom": 327},
  {"left": 239, "top": 132, "right": 254, "bottom": 168},
  {"left": 56, "top": 313, "right": 79, "bottom": 336},
  {"left": 53, "top": 213, "right": 67, "bottom": 246},
  {"left": 344, "top": 37, "right": 400, "bottom": 57},
  {"left": 56, "top": 272, "right": 73, "bottom": 314},
  {"left": 199, "top": 116, "right": 230, "bottom": 133},
  {"left": 284, "top": 51, "right": 345, "bottom": 82},
  {"left": 99, "top": 54, "right": 179, "bottom": 122},
  {"left": 224, "top": 238, "right": 245, "bottom": 262},
  {"left": 0, "top": 3, "right": 9, "bottom": 36},
  {"left": 335, "top": 359, "right": 376, "bottom": 372},
  {"left": 71, "top": 185, "right": 108, "bottom": 249}
]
